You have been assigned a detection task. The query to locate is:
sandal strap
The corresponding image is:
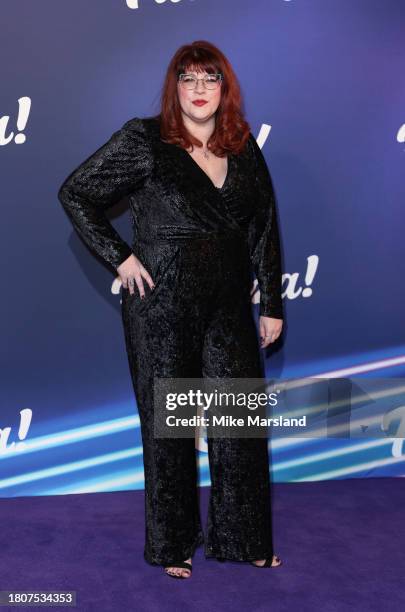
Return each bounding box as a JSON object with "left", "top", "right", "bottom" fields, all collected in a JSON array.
[
  {"left": 251, "top": 555, "right": 281, "bottom": 568},
  {"left": 165, "top": 561, "right": 192, "bottom": 571},
  {"left": 263, "top": 558, "right": 274, "bottom": 567}
]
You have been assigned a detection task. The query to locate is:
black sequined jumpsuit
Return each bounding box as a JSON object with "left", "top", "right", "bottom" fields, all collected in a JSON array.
[{"left": 58, "top": 115, "right": 284, "bottom": 565}]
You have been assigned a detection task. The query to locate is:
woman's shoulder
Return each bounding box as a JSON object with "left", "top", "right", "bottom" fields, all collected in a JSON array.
[
  {"left": 246, "top": 131, "right": 258, "bottom": 153},
  {"left": 121, "top": 115, "right": 160, "bottom": 137},
  {"left": 234, "top": 131, "right": 258, "bottom": 168},
  {"left": 113, "top": 116, "right": 160, "bottom": 165},
  {"left": 245, "top": 130, "right": 267, "bottom": 168}
]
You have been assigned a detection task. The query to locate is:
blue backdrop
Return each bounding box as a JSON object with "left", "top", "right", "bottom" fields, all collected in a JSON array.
[{"left": 1, "top": 0, "right": 404, "bottom": 497}]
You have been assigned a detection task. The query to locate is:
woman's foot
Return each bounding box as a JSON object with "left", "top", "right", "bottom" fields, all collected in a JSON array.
[
  {"left": 251, "top": 555, "right": 282, "bottom": 567},
  {"left": 164, "top": 557, "right": 192, "bottom": 578}
]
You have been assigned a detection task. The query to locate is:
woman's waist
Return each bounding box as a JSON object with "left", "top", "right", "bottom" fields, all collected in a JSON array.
[{"left": 135, "top": 225, "right": 248, "bottom": 245}]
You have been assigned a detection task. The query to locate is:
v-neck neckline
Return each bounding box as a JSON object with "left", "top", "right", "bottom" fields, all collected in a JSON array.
[{"left": 180, "top": 146, "right": 232, "bottom": 192}]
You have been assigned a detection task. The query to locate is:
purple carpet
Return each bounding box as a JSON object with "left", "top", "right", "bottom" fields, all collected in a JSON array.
[{"left": 0, "top": 478, "right": 404, "bottom": 611}]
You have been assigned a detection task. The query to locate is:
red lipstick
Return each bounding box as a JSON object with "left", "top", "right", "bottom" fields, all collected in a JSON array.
[{"left": 192, "top": 100, "right": 208, "bottom": 106}]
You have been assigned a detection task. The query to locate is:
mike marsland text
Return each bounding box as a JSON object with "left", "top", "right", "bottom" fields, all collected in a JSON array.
[{"left": 165, "top": 415, "right": 307, "bottom": 427}]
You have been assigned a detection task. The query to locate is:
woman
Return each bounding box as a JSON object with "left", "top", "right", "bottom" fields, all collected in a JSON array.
[{"left": 58, "top": 40, "right": 284, "bottom": 579}]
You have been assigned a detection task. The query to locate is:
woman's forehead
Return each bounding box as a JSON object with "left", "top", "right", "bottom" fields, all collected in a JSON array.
[{"left": 183, "top": 65, "right": 217, "bottom": 75}]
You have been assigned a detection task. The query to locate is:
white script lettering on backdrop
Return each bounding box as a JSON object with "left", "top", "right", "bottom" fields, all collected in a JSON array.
[
  {"left": 0, "top": 409, "right": 32, "bottom": 455},
  {"left": 126, "top": 0, "right": 183, "bottom": 9},
  {"left": 0, "top": 97, "right": 31, "bottom": 146},
  {"left": 111, "top": 256, "right": 320, "bottom": 306}
]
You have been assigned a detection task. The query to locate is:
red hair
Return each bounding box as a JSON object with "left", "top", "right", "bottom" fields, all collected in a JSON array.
[{"left": 153, "top": 40, "right": 251, "bottom": 156}]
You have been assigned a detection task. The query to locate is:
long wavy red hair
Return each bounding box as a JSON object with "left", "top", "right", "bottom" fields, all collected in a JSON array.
[{"left": 153, "top": 40, "right": 251, "bottom": 156}]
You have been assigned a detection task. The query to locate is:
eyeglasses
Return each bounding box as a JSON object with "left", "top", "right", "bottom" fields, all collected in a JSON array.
[{"left": 178, "top": 73, "right": 223, "bottom": 90}]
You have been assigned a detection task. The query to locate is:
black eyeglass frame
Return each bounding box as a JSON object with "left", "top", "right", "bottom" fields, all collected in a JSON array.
[{"left": 178, "top": 73, "right": 224, "bottom": 88}]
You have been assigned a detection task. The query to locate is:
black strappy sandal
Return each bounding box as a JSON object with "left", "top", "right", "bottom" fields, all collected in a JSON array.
[
  {"left": 250, "top": 555, "right": 282, "bottom": 568},
  {"left": 164, "top": 560, "right": 192, "bottom": 579}
]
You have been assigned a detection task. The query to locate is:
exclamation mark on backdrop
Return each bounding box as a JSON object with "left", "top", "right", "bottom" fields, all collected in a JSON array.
[
  {"left": 302, "top": 255, "right": 319, "bottom": 297},
  {"left": 14, "top": 96, "right": 31, "bottom": 144},
  {"left": 15, "top": 408, "right": 33, "bottom": 450}
]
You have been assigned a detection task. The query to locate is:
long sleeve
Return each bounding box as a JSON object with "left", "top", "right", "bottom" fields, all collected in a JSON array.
[
  {"left": 58, "top": 117, "right": 152, "bottom": 270},
  {"left": 247, "top": 133, "right": 284, "bottom": 319}
]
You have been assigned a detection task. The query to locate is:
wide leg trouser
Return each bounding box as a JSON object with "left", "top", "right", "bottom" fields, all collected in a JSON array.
[{"left": 121, "top": 234, "right": 274, "bottom": 565}]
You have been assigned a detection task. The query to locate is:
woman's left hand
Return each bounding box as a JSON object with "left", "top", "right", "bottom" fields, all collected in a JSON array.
[{"left": 259, "top": 316, "right": 283, "bottom": 348}]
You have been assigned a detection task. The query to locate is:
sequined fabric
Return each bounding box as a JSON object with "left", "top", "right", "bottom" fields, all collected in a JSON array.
[{"left": 58, "top": 115, "right": 283, "bottom": 565}]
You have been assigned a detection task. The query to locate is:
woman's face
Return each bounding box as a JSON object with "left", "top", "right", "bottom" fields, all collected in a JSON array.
[{"left": 177, "top": 67, "right": 222, "bottom": 124}]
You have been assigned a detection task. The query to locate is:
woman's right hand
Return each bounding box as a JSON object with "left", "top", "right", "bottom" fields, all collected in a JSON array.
[{"left": 117, "top": 254, "right": 155, "bottom": 298}]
